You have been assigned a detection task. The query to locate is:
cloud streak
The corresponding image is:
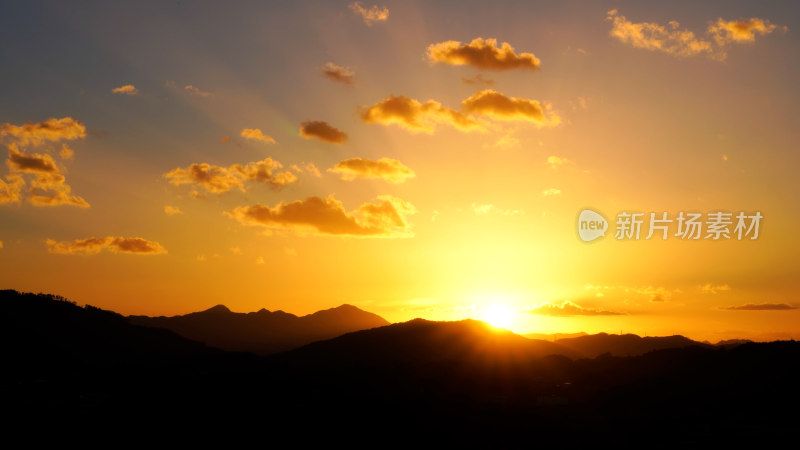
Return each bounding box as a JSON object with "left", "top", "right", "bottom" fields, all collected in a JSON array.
[
  {"left": 329, "top": 157, "right": 415, "bottom": 183},
  {"left": 724, "top": 303, "right": 797, "bottom": 311},
  {"left": 46, "top": 236, "right": 167, "bottom": 255},
  {"left": 525, "top": 301, "right": 625, "bottom": 316}
]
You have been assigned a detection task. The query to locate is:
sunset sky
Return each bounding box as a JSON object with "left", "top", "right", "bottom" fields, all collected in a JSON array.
[{"left": 1, "top": 1, "right": 799, "bottom": 342}]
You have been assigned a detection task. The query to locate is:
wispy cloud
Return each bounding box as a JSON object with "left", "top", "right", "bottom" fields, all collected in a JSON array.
[
  {"left": 348, "top": 2, "right": 388, "bottom": 26},
  {"left": 322, "top": 62, "right": 356, "bottom": 85},
  {"left": 607, "top": 9, "right": 786, "bottom": 61}
]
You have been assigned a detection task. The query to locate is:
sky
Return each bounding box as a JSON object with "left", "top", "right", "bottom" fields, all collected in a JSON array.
[{"left": 1, "top": 0, "right": 799, "bottom": 341}]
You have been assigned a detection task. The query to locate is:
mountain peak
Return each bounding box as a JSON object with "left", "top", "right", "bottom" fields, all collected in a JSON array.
[{"left": 202, "top": 304, "right": 231, "bottom": 314}]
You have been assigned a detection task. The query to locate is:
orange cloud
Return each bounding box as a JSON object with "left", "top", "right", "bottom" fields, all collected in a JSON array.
[
  {"left": 6, "top": 146, "right": 58, "bottom": 173},
  {"left": 164, "top": 157, "right": 297, "bottom": 194},
  {"left": 724, "top": 303, "right": 796, "bottom": 311},
  {"left": 348, "top": 2, "right": 388, "bottom": 26},
  {"left": 0, "top": 174, "right": 24, "bottom": 205},
  {"left": 46, "top": 236, "right": 167, "bottom": 255},
  {"left": 329, "top": 157, "right": 415, "bottom": 183},
  {"left": 360, "top": 95, "right": 484, "bottom": 133},
  {"left": 59, "top": 144, "right": 74, "bottom": 160},
  {"left": 462, "top": 90, "right": 560, "bottom": 126},
  {"left": 4, "top": 145, "right": 89, "bottom": 208},
  {"left": 427, "top": 38, "right": 541, "bottom": 71},
  {"left": 226, "top": 194, "right": 415, "bottom": 237},
  {"left": 1, "top": 117, "right": 86, "bottom": 147},
  {"left": 525, "top": 301, "right": 624, "bottom": 316},
  {"left": 607, "top": 10, "right": 786, "bottom": 60},
  {"left": 322, "top": 62, "right": 356, "bottom": 85},
  {"left": 240, "top": 128, "right": 276, "bottom": 144},
  {"left": 111, "top": 84, "right": 138, "bottom": 95},
  {"left": 299, "top": 121, "right": 348, "bottom": 144}
]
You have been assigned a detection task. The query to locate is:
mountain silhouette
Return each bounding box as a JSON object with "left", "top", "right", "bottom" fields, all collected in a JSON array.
[
  {"left": 129, "top": 302, "right": 390, "bottom": 354},
  {"left": 4, "top": 289, "right": 800, "bottom": 445},
  {"left": 552, "top": 332, "right": 713, "bottom": 358},
  {"left": 278, "top": 318, "right": 580, "bottom": 366}
]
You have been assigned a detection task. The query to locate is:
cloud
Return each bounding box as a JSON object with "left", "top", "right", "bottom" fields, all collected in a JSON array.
[
  {"left": 360, "top": 95, "right": 484, "bottom": 133},
  {"left": 607, "top": 10, "right": 786, "bottom": 61},
  {"left": 46, "top": 236, "right": 167, "bottom": 255},
  {"left": 348, "top": 2, "right": 388, "bottom": 26},
  {"left": 164, "top": 157, "right": 297, "bottom": 194},
  {"left": 111, "top": 84, "right": 138, "bottom": 95},
  {"left": 525, "top": 301, "right": 624, "bottom": 316},
  {"left": 3, "top": 145, "right": 89, "bottom": 208},
  {"left": 6, "top": 146, "right": 58, "bottom": 173},
  {"left": 708, "top": 18, "right": 786, "bottom": 46},
  {"left": 240, "top": 128, "right": 276, "bottom": 144},
  {"left": 226, "top": 194, "right": 415, "bottom": 237},
  {"left": 59, "top": 145, "right": 74, "bottom": 160},
  {"left": 1, "top": 117, "right": 87, "bottom": 147},
  {"left": 462, "top": 90, "right": 560, "bottom": 126},
  {"left": 461, "top": 74, "right": 495, "bottom": 86},
  {"left": 184, "top": 85, "right": 212, "bottom": 97},
  {"left": 329, "top": 157, "right": 415, "bottom": 183},
  {"left": 700, "top": 283, "right": 731, "bottom": 294},
  {"left": 427, "top": 38, "right": 541, "bottom": 71},
  {"left": 541, "top": 188, "right": 561, "bottom": 196},
  {"left": 547, "top": 155, "right": 571, "bottom": 169},
  {"left": 322, "top": 62, "right": 356, "bottom": 85},
  {"left": 724, "top": 303, "right": 797, "bottom": 311},
  {"left": 472, "top": 203, "right": 524, "bottom": 216},
  {"left": 164, "top": 205, "right": 183, "bottom": 216},
  {"left": 0, "top": 175, "right": 23, "bottom": 204},
  {"left": 299, "top": 121, "right": 348, "bottom": 144}
]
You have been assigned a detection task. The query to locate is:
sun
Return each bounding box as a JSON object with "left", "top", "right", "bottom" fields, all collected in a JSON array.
[{"left": 483, "top": 303, "right": 514, "bottom": 329}]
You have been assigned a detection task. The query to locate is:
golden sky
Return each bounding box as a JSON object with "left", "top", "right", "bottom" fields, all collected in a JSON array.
[{"left": 1, "top": 1, "right": 798, "bottom": 342}]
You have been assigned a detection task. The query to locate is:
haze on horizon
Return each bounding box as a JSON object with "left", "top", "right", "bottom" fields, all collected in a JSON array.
[{"left": 1, "top": 0, "right": 799, "bottom": 342}]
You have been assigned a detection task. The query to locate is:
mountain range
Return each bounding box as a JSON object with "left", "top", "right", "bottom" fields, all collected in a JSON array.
[
  {"left": 129, "top": 302, "right": 389, "bottom": 354},
  {"left": 4, "top": 289, "right": 799, "bottom": 444}
]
